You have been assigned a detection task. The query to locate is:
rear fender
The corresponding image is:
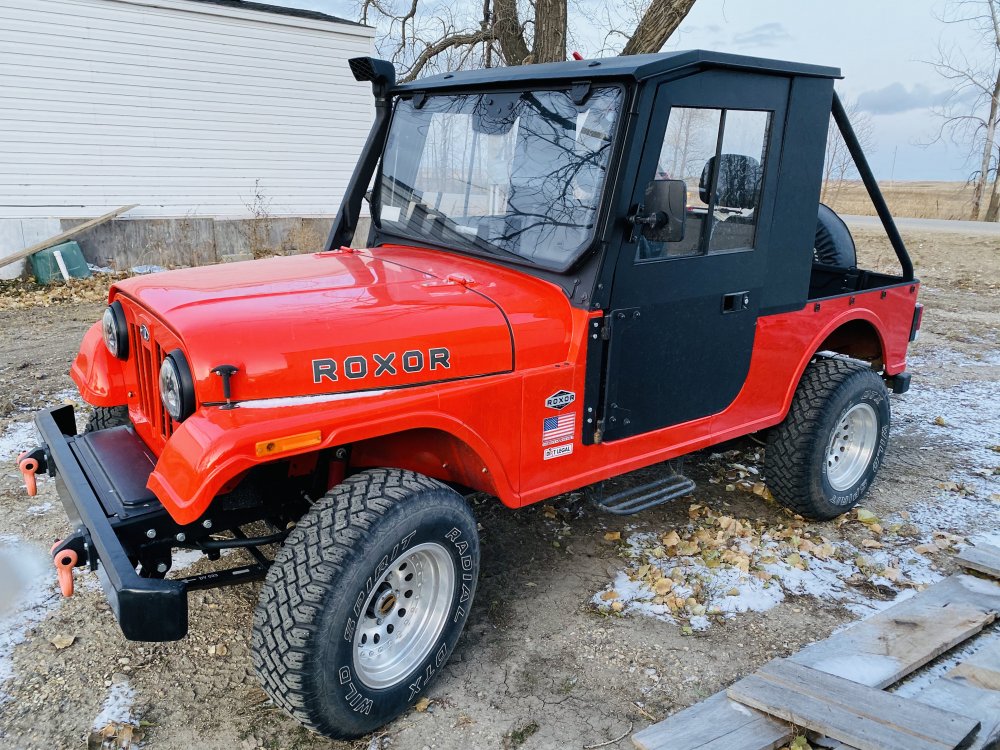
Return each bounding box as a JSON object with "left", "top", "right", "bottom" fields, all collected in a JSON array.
[
  {"left": 70, "top": 321, "right": 128, "bottom": 407},
  {"left": 147, "top": 399, "right": 513, "bottom": 525},
  {"left": 779, "top": 305, "right": 900, "bottom": 421}
]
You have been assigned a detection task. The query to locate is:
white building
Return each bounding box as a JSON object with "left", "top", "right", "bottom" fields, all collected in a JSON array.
[{"left": 0, "top": 0, "right": 375, "bottom": 277}]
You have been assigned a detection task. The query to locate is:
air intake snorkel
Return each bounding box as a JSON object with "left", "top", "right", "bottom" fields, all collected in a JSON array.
[{"left": 325, "top": 57, "right": 397, "bottom": 250}]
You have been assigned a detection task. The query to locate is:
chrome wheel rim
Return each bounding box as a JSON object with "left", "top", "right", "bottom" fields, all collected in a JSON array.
[
  {"left": 825, "top": 403, "right": 878, "bottom": 492},
  {"left": 352, "top": 542, "right": 455, "bottom": 689}
]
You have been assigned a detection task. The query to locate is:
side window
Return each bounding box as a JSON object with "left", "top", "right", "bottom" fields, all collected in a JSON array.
[{"left": 639, "top": 106, "right": 772, "bottom": 260}]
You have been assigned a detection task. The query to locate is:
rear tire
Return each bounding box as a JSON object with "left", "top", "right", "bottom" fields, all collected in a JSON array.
[
  {"left": 252, "top": 468, "right": 479, "bottom": 740},
  {"left": 84, "top": 405, "right": 129, "bottom": 433},
  {"left": 765, "top": 358, "right": 890, "bottom": 520}
]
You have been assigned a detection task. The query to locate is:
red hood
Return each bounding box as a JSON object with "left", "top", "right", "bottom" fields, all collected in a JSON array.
[{"left": 111, "top": 246, "right": 575, "bottom": 404}]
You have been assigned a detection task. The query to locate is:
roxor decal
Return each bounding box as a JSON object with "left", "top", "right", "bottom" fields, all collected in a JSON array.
[
  {"left": 545, "top": 390, "right": 576, "bottom": 410},
  {"left": 313, "top": 348, "right": 451, "bottom": 383}
]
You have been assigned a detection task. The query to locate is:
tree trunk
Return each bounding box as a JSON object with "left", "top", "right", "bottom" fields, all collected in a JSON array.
[
  {"left": 986, "top": 176, "right": 1000, "bottom": 221},
  {"left": 492, "top": 0, "right": 531, "bottom": 65},
  {"left": 621, "top": 0, "right": 698, "bottom": 56},
  {"left": 532, "top": 0, "right": 567, "bottom": 63},
  {"left": 972, "top": 70, "right": 1000, "bottom": 220}
]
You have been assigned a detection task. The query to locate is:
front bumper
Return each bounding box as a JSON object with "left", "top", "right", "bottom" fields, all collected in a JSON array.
[{"left": 35, "top": 405, "right": 188, "bottom": 641}]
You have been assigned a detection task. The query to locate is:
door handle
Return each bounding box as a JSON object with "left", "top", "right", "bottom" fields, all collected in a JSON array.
[{"left": 722, "top": 291, "right": 750, "bottom": 313}]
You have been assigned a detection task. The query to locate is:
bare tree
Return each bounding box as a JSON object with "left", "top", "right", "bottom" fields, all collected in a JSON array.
[
  {"left": 821, "top": 95, "right": 875, "bottom": 205},
  {"left": 928, "top": 0, "right": 1000, "bottom": 220},
  {"left": 358, "top": 0, "right": 698, "bottom": 83}
]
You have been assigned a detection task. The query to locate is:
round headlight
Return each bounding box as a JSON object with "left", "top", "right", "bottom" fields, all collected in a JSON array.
[
  {"left": 159, "top": 350, "right": 195, "bottom": 422},
  {"left": 102, "top": 301, "right": 129, "bottom": 360}
]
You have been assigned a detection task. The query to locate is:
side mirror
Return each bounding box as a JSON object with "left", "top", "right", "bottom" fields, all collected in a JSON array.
[
  {"left": 631, "top": 179, "right": 686, "bottom": 243},
  {"left": 699, "top": 154, "right": 762, "bottom": 210}
]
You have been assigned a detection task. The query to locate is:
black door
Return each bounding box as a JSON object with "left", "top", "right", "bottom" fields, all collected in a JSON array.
[{"left": 601, "top": 71, "right": 789, "bottom": 441}]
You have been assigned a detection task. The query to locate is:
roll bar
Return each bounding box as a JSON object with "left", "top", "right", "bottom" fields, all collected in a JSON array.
[{"left": 832, "top": 92, "right": 914, "bottom": 281}]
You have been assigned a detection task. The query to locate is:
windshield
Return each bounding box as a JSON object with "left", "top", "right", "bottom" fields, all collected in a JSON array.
[{"left": 375, "top": 87, "right": 622, "bottom": 270}]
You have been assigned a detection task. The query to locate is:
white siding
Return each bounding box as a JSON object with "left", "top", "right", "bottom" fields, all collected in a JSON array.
[{"left": 0, "top": 0, "right": 375, "bottom": 219}]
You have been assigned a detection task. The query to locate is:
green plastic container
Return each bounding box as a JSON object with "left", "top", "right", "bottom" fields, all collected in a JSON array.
[{"left": 30, "top": 241, "right": 92, "bottom": 284}]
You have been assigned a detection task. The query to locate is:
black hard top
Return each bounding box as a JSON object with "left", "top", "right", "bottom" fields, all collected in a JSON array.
[
  {"left": 186, "top": 0, "right": 366, "bottom": 27},
  {"left": 397, "top": 49, "right": 841, "bottom": 91}
]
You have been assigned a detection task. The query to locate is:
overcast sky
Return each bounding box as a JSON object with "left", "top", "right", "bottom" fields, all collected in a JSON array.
[{"left": 275, "top": 0, "right": 988, "bottom": 180}]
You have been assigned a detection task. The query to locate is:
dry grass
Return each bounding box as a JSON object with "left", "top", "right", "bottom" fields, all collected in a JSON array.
[{"left": 823, "top": 181, "right": 977, "bottom": 221}]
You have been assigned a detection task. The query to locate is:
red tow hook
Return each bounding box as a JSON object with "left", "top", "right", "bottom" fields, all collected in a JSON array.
[
  {"left": 17, "top": 451, "right": 40, "bottom": 497},
  {"left": 51, "top": 541, "right": 78, "bottom": 597}
]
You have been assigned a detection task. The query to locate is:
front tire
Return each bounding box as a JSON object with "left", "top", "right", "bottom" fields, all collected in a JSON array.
[
  {"left": 252, "top": 468, "right": 479, "bottom": 740},
  {"left": 84, "top": 405, "right": 129, "bottom": 433},
  {"left": 765, "top": 358, "right": 890, "bottom": 520}
]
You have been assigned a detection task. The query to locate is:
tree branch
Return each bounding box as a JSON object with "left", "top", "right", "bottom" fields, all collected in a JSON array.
[
  {"left": 401, "top": 28, "right": 492, "bottom": 82},
  {"left": 621, "top": 0, "right": 697, "bottom": 55}
]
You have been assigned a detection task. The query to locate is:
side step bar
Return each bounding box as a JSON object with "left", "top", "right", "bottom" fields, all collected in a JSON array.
[{"left": 591, "top": 470, "right": 696, "bottom": 515}]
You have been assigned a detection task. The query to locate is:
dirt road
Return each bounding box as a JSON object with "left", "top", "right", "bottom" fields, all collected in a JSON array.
[
  {"left": 845, "top": 214, "right": 1000, "bottom": 235},
  {"left": 0, "top": 228, "right": 997, "bottom": 750}
]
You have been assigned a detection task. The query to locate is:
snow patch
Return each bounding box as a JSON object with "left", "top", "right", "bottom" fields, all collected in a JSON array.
[
  {"left": 26, "top": 502, "right": 53, "bottom": 517},
  {"left": 0, "top": 421, "right": 37, "bottom": 462},
  {"left": 92, "top": 679, "right": 136, "bottom": 730},
  {"left": 591, "top": 570, "right": 672, "bottom": 621},
  {"left": 596, "top": 530, "right": 938, "bottom": 629},
  {"left": 0, "top": 537, "right": 59, "bottom": 700},
  {"left": 170, "top": 549, "right": 204, "bottom": 572},
  {"left": 895, "top": 376, "right": 1000, "bottom": 502}
]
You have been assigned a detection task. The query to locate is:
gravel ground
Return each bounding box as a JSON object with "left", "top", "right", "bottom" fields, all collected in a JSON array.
[{"left": 0, "top": 227, "right": 997, "bottom": 750}]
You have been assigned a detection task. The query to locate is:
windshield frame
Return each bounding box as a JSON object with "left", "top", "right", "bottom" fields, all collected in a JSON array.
[{"left": 370, "top": 82, "right": 627, "bottom": 274}]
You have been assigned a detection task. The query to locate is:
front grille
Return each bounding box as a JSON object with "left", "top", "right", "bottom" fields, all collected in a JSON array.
[{"left": 130, "top": 323, "right": 174, "bottom": 440}]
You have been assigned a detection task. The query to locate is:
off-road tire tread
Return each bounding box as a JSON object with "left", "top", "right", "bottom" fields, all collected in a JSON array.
[
  {"left": 84, "top": 405, "right": 129, "bottom": 433},
  {"left": 251, "top": 468, "right": 458, "bottom": 736},
  {"left": 765, "top": 357, "right": 883, "bottom": 519}
]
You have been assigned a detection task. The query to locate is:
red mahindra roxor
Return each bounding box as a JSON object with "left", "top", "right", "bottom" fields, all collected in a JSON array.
[{"left": 20, "top": 50, "right": 921, "bottom": 739}]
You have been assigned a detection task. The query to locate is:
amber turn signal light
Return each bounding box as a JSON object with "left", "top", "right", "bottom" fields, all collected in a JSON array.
[{"left": 255, "top": 430, "right": 322, "bottom": 457}]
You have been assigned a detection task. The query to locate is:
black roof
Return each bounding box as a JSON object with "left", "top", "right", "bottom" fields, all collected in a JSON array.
[
  {"left": 185, "top": 0, "right": 365, "bottom": 27},
  {"left": 397, "top": 49, "right": 841, "bottom": 91}
]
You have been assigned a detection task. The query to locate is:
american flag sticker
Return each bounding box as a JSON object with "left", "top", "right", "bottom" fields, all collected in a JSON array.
[{"left": 542, "top": 413, "right": 576, "bottom": 446}]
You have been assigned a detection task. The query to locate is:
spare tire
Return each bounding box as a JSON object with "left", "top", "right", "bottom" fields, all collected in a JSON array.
[{"left": 814, "top": 204, "right": 856, "bottom": 268}]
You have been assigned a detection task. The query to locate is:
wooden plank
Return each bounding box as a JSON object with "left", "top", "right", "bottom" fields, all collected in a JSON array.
[
  {"left": 727, "top": 660, "right": 980, "bottom": 750},
  {"left": 913, "top": 678, "right": 1000, "bottom": 750},
  {"left": 956, "top": 545, "right": 1000, "bottom": 580},
  {"left": 631, "top": 692, "right": 790, "bottom": 750},
  {"left": 790, "top": 575, "right": 1000, "bottom": 688},
  {"left": 913, "top": 641, "right": 1000, "bottom": 750},
  {"left": 0, "top": 203, "right": 137, "bottom": 268},
  {"left": 632, "top": 576, "right": 1000, "bottom": 750},
  {"left": 946, "top": 643, "right": 1000, "bottom": 690}
]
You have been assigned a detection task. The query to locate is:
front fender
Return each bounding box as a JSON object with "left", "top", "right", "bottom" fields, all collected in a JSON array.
[
  {"left": 146, "top": 387, "right": 516, "bottom": 525},
  {"left": 70, "top": 322, "right": 128, "bottom": 407}
]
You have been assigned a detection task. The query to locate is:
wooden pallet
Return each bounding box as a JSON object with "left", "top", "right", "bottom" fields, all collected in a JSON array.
[
  {"left": 632, "top": 570, "right": 1000, "bottom": 750},
  {"left": 727, "top": 660, "right": 980, "bottom": 750}
]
